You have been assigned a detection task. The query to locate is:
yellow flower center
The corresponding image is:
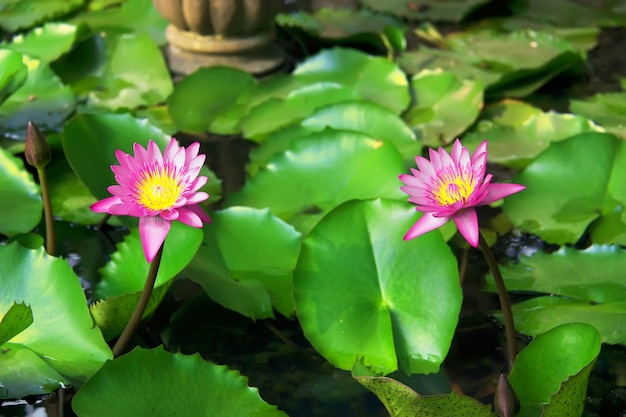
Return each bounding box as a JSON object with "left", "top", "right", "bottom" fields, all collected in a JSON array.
[
  {"left": 136, "top": 167, "right": 184, "bottom": 211},
  {"left": 434, "top": 174, "right": 476, "bottom": 206}
]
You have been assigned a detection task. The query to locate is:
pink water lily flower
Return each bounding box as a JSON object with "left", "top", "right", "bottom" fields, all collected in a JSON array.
[
  {"left": 400, "top": 139, "right": 525, "bottom": 247},
  {"left": 91, "top": 138, "right": 211, "bottom": 262}
]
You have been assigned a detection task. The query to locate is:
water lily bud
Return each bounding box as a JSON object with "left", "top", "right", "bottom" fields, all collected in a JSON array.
[
  {"left": 494, "top": 374, "right": 520, "bottom": 417},
  {"left": 25, "top": 121, "right": 51, "bottom": 169}
]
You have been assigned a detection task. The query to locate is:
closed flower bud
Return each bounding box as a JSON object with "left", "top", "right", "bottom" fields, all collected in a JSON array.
[{"left": 25, "top": 121, "right": 51, "bottom": 169}]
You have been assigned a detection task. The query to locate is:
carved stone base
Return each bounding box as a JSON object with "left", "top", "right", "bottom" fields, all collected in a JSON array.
[{"left": 163, "top": 24, "right": 285, "bottom": 76}]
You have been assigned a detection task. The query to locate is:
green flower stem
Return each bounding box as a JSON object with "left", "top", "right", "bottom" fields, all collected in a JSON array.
[
  {"left": 478, "top": 233, "right": 517, "bottom": 372},
  {"left": 37, "top": 167, "right": 55, "bottom": 256},
  {"left": 112, "top": 244, "right": 164, "bottom": 357}
]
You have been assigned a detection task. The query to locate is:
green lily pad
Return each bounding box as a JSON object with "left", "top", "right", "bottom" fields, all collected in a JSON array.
[
  {"left": 355, "top": 376, "right": 496, "bottom": 417},
  {"left": 503, "top": 132, "right": 621, "bottom": 244},
  {"left": 589, "top": 211, "right": 626, "bottom": 246},
  {"left": 486, "top": 245, "right": 626, "bottom": 303},
  {"left": 72, "top": 346, "right": 287, "bottom": 417},
  {"left": 359, "top": 0, "right": 492, "bottom": 22},
  {"left": 133, "top": 105, "right": 177, "bottom": 135},
  {"left": 185, "top": 207, "right": 301, "bottom": 319},
  {"left": 0, "top": 57, "right": 76, "bottom": 133},
  {"left": 92, "top": 222, "right": 203, "bottom": 339},
  {"left": 95, "top": 222, "right": 204, "bottom": 300},
  {"left": 167, "top": 66, "right": 257, "bottom": 135},
  {"left": 0, "top": 242, "right": 112, "bottom": 398},
  {"left": 570, "top": 92, "right": 626, "bottom": 139},
  {"left": 0, "top": 343, "right": 67, "bottom": 399},
  {"left": 247, "top": 101, "right": 421, "bottom": 176},
  {"left": 508, "top": 323, "right": 600, "bottom": 416},
  {"left": 0, "top": 0, "right": 85, "bottom": 32},
  {"left": 294, "top": 199, "right": 461, "bottom": 375},
  {"left": 226, "top": 129, "right": 405, "bottom": 234},
  {"left": 63, "top": 113, "right": 168, "bottom": 200},
  {"left": 300, "top": 100, "right": 421, "bottom": 165},
  {"left": 276, "top": 8, "right": 406, "bottom": 53},
  {"left": 462, "top": 100, "right": 602, "bottom": 168},
  {"left": 504, "top": 297, "right": 626, "bottom": 345},
  {"left": 0, "top": 146, "right": 42, "bottom": 236},
  {"left": 292, "top": 47, "right": 410, "bottom": 114},
  {"left": 2, "top": 22, "right": 88, "bottom": 63},
  {"left": 87, "top": 33, "right": 172, "bottom": 111},
  {"left": 68, "top": 0, "right": 168, "bottom": 45},
  {"left": 0, "top": 49, "right": 27, "bottom": 105},
  {"left": 510, "top": 0, "right": 626, "bottom": 27},
  {"left": 405, "top": 69, "right": 483, "bottom": 146},
  {"left": 397, "top": 45, "right": 501, "bottom": 86},
  {"left": 401, "top": 29, "right": 582, "bottom": 99},
  {"left": 0, "top": 302, "right": 33, "bottom": 346},
  {"left": 241, "top": 82, "right": 361, "bottom": 142}
]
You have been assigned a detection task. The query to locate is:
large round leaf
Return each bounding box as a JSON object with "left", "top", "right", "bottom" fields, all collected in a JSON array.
[
  {"left": 292, "top": 47, "right": 410, "bottom": 114},
  {"left": 0, "top": 0, "right": 84, "bottom": 32},
  {"left": 72, "top": 346, "right": 287, "bottom": 417},
  {"left": 294, "top": 199, "right": 461, "bottom": 375},
  {"left": 0, "top": 147, "right": 42, "bottom": 236},
  {"left": 185, "top": 207, "right": 301, "bottom": 319},
  {"left": 503, "top": 132, "right": 619, "bottom": 244},
  {"left": 406, "top": 69, "right": 484, "bottom": 146},
  {"left": 0, "top": 49, "right": 27, "bottom": 105},
  {"left": 359, "top": 0, "right": 491, "bottom": 22},
  {"left": 300, "top": 101, "right": 421, "bottom": 165},
  {"left": 241, "top": 82, "right": 361, "bottom": 141},
  {"left": 2, "top": 22, "right": 87, "bottom": 63},
  {"left": 85, "top": 33, "right": 172, "bottom": 111},
  {"left": 0, "top": 242, "right": 112, "bottom": 398},
  {"left": 462, "top": 100, "right": 602, "bottom": 168},
  {"left": 226, "top": 129, "right": 406, "bottom": 234},
  {"left": 0, "top": 57, "right": 76, "bottom": 132},
  {"left": 167, "top": 66, "right": 257, "bottom": 135},
  {"left": 504, "top": 296, "right": 626, "bottom": 345},
  {"left": 486, "top": 245, "right": 626, "bottom": 303}
]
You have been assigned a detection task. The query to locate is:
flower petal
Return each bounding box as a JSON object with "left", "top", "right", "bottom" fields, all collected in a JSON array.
[
  {"left": 479, "top": 183, "right": 526, "bottom": 205},
  {"left": 452, "top": 208, "right": 479, "bottom": 247},
  {"left": 90, "top": 196, "right": 122, "bottom": 213},
  {"left": 404, "top": 212, "right": 450, "bottom": 240},
  {"left": 176, "top": 206, "right": 204, "bottom": 227},
  {"left": 139, "top": 216, "right": 171, "bottom": 262}
]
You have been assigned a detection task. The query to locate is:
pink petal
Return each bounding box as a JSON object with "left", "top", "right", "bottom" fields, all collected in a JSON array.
[
  {"left": 452, "top": 209, "right": 479, "bottom": 247},
  {"left": 185, "top": 192, "right": 209, "bottom": 204},
  {"left": 160, "top": 209, "right": 179, "bottom": 221},
  {"left": 139, "top": 216, "right": 171, "bottom": 262},
  {"left": 404, "top": 212, "right": 450, "bottom": 240},
  {"left": 146, "top": 140, "right": 163, "bottom": 166},
  {"left": 415, "top": 156, "right": 436, "bottom": 177},
  {"left": 183, "top": 205, "right": 212, "bottom": 225},
  {"left": 189, "top": 176, "right": 208, "bottom": 192},
  {"left": 90, "top": 196, "right": 122, "bottom": 213},
  {"left": 471, "top": 141, "right": 488, "bottom": 165},
  {"left": 164, "top": 138, "right": 180, "bottom": 161},
  {"left": 132, "top": 142, "right": 149, "bottom": 165},
  {"left": 175, "top": 207, "right": 204, "bottom": 227},
  {"left": 479, "top": 183, "right": 526, "bottom": 205},
  {"left": 451, "top": 139, "right": 463, "bottom": 162}
]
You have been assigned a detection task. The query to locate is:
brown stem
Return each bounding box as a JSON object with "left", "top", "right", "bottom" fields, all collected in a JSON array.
[
  {"left": 38, "top": 167, "right": 55, "bottom": 256},
  {"left": 112, "top": 244, "right": 164, "bottom": 357},
  {"left": 478, "top": 233, "right": 517, "bottom": 373}
]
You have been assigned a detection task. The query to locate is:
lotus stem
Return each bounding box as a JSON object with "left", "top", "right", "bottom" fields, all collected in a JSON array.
[
  {"left": 112, "top": 244, "right": 164, "bottom": 357},
  {"left": 38, "top": 167, "right": 56, "bottom": 256},
  {"left": 478, "top": 233, "right": 517, "bottom": 372}
]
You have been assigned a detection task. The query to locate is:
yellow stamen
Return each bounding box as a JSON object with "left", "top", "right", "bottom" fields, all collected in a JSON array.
[
  {"left": 136, "top": 167, "right": 183, "bottom": 211},
  {"left": 434, "top": 174, "right": 476, "bottom": 206}
]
